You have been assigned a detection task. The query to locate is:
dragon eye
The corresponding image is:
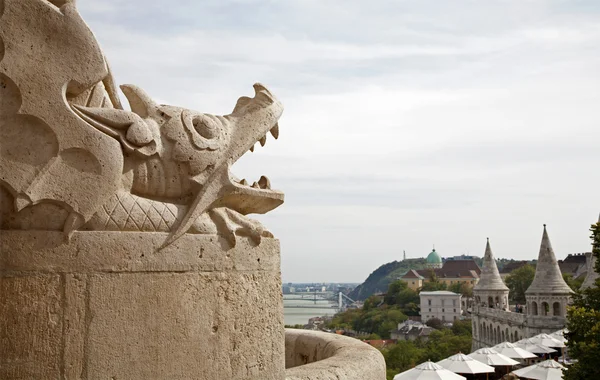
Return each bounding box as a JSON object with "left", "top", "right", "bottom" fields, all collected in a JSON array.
[{"left": 192, "top": 115, "right": 218, "bottom": 139}]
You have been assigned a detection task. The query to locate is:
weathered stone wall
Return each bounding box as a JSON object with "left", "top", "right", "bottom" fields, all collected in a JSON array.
[
  {"left": 285, "top": 329, "right": 386, "bottom": 380},
  {"left": 1, "top": 231, "right": 285, "bottom": 380},
  {"left": 471, "top": 306, "right": 567, "bottom": 350}
]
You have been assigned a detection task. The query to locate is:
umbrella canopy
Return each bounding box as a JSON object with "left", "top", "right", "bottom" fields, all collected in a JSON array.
[
  {"left": 512, "top": 359, "right": 565, "bottom": 380},
  {"left": 514, "top": 338, "right": 558, "bottom": 354},
  {"left": 493, "top": 341, "right": 537, "bottom": 360},
  {"left": 394, "top": 360, "right": 467, "bottom": 380},
  {"left": 529, "top": 333, "right": 566, "bottom": 348},
  {"left": 469, "top": 347, "right": 520, "bottom": 367},
  {"left": 550, "top": 329, "right": 568, "bottom": 344},
  {"left": 436, "top": 353, "right": 495, "bottom": 374}
]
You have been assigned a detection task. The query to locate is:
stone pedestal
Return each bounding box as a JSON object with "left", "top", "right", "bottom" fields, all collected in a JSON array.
[{"left": 0, "top": 231, "right": 285, "bottom": 380}]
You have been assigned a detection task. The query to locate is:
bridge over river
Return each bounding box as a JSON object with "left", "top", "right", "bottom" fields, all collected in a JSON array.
[{"left": 283, "top": 292, "right": 357, "bottom": 311}]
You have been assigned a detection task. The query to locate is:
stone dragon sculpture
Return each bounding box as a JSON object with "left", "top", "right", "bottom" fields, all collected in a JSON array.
[{"left": 0, "top": 0, "right": 284, "bottom": 248}]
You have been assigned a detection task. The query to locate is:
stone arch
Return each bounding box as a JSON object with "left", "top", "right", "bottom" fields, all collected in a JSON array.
[
  {"left": 510, "top": 332, "right": 513, "bottom": 342},
  {"left": 501, "top": 330, "right": 505, "bottom": 342},
  {"left": 514, "top": 331, "right": 519, "bottom": 342},
  {"left": 531, "top": 301, "right": 538, "bottom": 315},
  {"left": 488, "top": 296, "right": 494, "bottom": 308},
  {"left": 495, "top": 296, "right": 500, "bottom": 308},
  {"left": 541, "top": 302, "right": 549, "bottom": 316},
  {"left": 553, "top": 302, "right": 561, "bottom": 316}
]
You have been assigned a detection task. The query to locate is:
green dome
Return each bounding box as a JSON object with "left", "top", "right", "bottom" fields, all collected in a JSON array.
[{"left": 426, "top": 249, "right": 442, "bottom": 263}]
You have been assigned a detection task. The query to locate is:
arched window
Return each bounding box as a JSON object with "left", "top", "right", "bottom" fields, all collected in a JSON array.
[
  {"left": 531, "top": 301, "right": 538, "bottom": 316},
  {"left": 488, "top": 296, "right": 494, "bottom": 308},
  {"left": 501, "top": 330, "right": 505, "bottom": 342},
  {"left": 510, "top": 332, "right": 513, "bottom": 342},
  {"left": 541, "top": 302, "right": 549, "bottom": 316},
  {"left": 553, "top": 302, "right": 561, "bottom": 316}
]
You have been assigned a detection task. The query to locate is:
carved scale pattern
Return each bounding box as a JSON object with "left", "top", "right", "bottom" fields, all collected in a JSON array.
[{"left": 86, "top": 191, "right": 180, "bottom": 232}]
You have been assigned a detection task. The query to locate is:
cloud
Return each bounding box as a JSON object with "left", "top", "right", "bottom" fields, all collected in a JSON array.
[{"left": 78, "top": 0, "right": 600, "bottom": 282}]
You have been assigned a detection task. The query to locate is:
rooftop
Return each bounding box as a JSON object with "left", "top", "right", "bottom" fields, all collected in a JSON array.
[
  {"left": 426, "top": 249, "right": 442, "bottom": 264},
  {"left": 420, "top": 291, "right": 461, "bottom": 296}
]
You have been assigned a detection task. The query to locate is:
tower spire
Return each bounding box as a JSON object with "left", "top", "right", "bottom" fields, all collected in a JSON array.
[
  {"left": 526, "top": 224, "right": 572, "bottom": 294},
  {"left": 474, "top": 238, "right": 508, "bottom": 291}
]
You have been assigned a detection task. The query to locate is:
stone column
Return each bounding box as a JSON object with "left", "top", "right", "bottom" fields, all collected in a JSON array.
[{"left": 1, "top": 231, "right": 285, "bottom": 380}]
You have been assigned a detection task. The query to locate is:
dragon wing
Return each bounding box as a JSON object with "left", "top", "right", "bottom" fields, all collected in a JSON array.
[{"left": 0, "top": 0, "right": 123, "bottom": 229}]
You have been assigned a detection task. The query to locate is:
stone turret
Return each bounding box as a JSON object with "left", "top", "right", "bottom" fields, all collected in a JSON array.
[
  {"left": 473, "top": 238, "right": 509, "bottom": 310},
  {"left": 525, "top": 225, "right": 573, "bottom": 317}
]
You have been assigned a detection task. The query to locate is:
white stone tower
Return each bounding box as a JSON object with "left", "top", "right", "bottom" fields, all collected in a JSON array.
[
  {"left": 473, "top": 238, "right": 509, "bottom": 311},
  {"left": 525, "top": 225, "right": 573, "bottom": 318}
]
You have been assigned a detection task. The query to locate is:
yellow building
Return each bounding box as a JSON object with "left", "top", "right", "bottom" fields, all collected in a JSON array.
[{"left": 400, "top": 259, "right": 481, "bottom": 290}]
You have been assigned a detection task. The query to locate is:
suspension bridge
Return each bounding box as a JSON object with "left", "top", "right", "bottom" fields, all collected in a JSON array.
[{"left": 284, "top": 291, "right": 358, "bottom": 312}]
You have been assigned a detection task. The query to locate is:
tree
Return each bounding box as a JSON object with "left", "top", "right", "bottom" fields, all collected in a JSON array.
[
  {"left": 425, "top": 317, "right": 444, "bottom": 330},
  {"left": 451, "top": 319, "right": 472, "bottom": 336},
  {"left": 505, "top": 264, "right": 536, "bottom": 303},
  {"left": 563, "top": 273, "right": 584, "bottom": 292},
  {"left": 421, "top": 271, "right": 447, "bottom": 291},
  {"left": 564, "top": 221, "right": 600, "bottom": 380},
  {"left": 382, "top": 340, "right": 426, "bottom": 379}
]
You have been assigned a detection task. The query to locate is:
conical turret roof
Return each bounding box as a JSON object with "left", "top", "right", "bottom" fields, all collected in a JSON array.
[
  {"left": 474, "top": 238, "right": 508, "bottom": 291},
  {"left": 526, "top": 225, "right": 573, "bottom": 294}
]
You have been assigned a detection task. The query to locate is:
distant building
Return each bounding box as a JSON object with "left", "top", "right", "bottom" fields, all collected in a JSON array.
[
  {"left": 400, "top": 259, "right": 481, "bottom": 290},
  {"left": 432, "top": 260, "right": 481, "bottom": 288},
  {"left": 425, "top": 248, "right": 443, "bottom": 269},
  {"left": 390, "top": 320, "right": 433, "bottom": 341},
  {"left": 446, "top": 255, "right": 476, "bottom": 261},
  {"left": 420, "top": 290, "right": 462, "bottom": 323},
  {"left": 558, "top": 253, "right": 589, "bottom": 280},
  {"left": 401, "top": 269, "right": 425, "bottom": 291}
]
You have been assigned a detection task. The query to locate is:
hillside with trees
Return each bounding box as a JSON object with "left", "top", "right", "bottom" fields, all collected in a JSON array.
[{"left": 348, "top": 258, "right": 427, "bottom": 300}]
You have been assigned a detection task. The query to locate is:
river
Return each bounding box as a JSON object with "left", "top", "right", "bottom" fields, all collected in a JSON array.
[{"left": 283, "top": 294, "right": 338, "bottom": 326}]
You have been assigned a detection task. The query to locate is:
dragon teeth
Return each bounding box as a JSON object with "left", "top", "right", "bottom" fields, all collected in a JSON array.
[
  {"left": 270, "top": 123, "right": 279, "bottom": 139},
  {"left": 251, "top": 182, "right": 260, "bottom": 188},
  {"left": 258, "top": 175, "right": 271, "bottom": 189},
  {"left": 259, "top": 135, "right": 267, "bottom": 147},
  {"left": 239, "top": 179, "right": 248, "bottom": 186},
  {"left": 249, "top": 144, "right": 255, "bottom": 152}
]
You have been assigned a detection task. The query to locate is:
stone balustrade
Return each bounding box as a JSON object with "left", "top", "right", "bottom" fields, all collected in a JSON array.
[{"left": 285, "top": 329, "right": 386, "bottom": 380}]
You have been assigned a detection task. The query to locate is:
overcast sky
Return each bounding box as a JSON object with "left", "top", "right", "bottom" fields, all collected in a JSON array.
[{"left": 79, "top": 1, "right": 599, "bottom": 283}]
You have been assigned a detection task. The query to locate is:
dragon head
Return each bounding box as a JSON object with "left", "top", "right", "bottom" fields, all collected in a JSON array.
[{"left": 72, "top": 83, "right": 284, "bottom": 218}]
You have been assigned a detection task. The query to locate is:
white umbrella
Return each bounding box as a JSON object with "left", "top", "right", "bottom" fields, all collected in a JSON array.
[
  {"left": 469, "top": 347, "right": 520, "bottom": 366},
  {"left": 550, "top": 329, "right": 568, "bottom": 344},
  {"left": 512, "top": 359, "right": 565, "bottom": 380},
  {"left": 493, "top": 341, "right": 537, "bottom": 360},
  {"left": 529, "top": 333, "right": 566, "bottom": 348},
  {"left": 514, "top": 338, "right": 558, "bottom": 354},
  {"left": 436, "top": 353, "right": 495, "bottom": 374},
  {"left": 393, "top": 360, "right": 466, "bottom": 380}
]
